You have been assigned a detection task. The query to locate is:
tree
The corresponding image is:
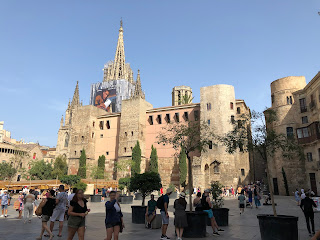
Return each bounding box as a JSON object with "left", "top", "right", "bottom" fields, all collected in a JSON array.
[
  {"left": 73, "top": 181, "right": 87, "bottom": 191},
  {"left": 60, "top": 175, "right": 81, "bottom": 189},
  {"left": 118, "top": 177, "right": 131, "bottom": 192},
  {"left": 77, "top": 149, "right": 86, "bottom": 178},
  {"left": 131, "top": 141, "right": 141, "bottom": 175},
  {"left": 0, "top": 162, "right": 17, "bottom": 181},
  {"left": 149, "top": 145, "right": 158, "bottom": 173},
  {"left": 89, "top": 164, "right": 107, "bottom": 195},
  {"left": 52, "top": 155, "right": 68, "bottom": 179},
  {"left": 129, "top": 172, "right": 162, "bottom": 206},
  {"left": 178, "top": 94, "right": 194, "bottom": 105},
  {"left": 282, "top": 167, "right": 290, "bottom": 196},
  {"left": 210, "top": 181, "right": 224, "bottom": 208},
  {"left": 179, "top": 147, "right": 187, "bottom": 187},
  {"left": 218, "top": 109, "right": 304, "bottom": 216},
  {"left": 28, "top": 160, "right": 53, "bottom": 180},
  {"left": 157, "top": 121, "right": 213, "bottom": 211},
  {"left": 98, "top": 155, "right": 106, "bottom": 173}
]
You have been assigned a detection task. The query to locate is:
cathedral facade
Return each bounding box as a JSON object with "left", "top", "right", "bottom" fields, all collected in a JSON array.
[{"left": 56, "top": 22, "right": 252, "bottom": 189}]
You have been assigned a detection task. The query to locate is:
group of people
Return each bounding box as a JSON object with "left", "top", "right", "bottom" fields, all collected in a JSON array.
[{"left": 237, "top": 185, "right": 261, "bottom": 214}]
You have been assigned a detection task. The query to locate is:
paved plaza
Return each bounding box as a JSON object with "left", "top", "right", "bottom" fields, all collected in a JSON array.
[{"left": 0, "top": 195, "right": 317, "bottom": 240}]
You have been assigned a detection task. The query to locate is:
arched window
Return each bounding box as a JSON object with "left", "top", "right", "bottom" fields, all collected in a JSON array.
[
  {"left": 214, "top": 165, "right": 220, "bottom": 173},
  {"left": 64, "top": 133, "right": 69, "bottom": 148}
]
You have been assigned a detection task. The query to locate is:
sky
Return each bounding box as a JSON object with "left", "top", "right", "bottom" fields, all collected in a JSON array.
[{"left": 0, "top": 0, "right": 320, "bottom": 147}]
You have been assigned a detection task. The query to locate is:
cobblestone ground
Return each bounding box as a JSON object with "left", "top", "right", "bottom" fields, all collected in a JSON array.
[{"left": 0, "top": 195, "right": 317, "bottom": 240}]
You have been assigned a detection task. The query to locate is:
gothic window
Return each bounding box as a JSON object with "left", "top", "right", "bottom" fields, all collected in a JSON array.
[
  {"left": 106, "top": 121, "right": 110, "bottom": 129},
  {"left": 175, "top": 113, "right": 180, "bottom": 122},
  {"left": 286, "top": 127, "right": 294, "bottom": 138},
  {"left": 99, "top": 121, "right": 104, "bottom": 130},
  {"left": 157, "top": 115, "right": 162, "bottom": 124},
  {"left": 184, "top": 112, "right": 189, "bottom": 121},
  {"left": 149, "top": 116, "right": 153, "bottom": 125},
  {"left": 237, "top": 107, "right": 241, "bottom": 114},
  {"left": 241, "top": 169, "right": 245, "bottom": 176},
  {"left": 230, "top": 102, "right": 234, "bottom": 110},
  {"left": 214, "top": 165, "right": 219, "bottom": 173},
  {"left": 64, "top": 133, "right": 69, "bottom": 148},
  {"left": 165, "top": 114, "right": 171, "bottom": 123}
]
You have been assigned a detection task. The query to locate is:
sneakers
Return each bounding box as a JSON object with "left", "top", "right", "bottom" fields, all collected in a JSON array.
[
  {"left": 213, "top": 232, "right": 220, "bottom": 236},
  {"left": 0, "top": 215, "right": 4, "bottom": 217},
  {"left": 218, "top": 229, "right": 224, "bottom": 232},
  {"left": 4, "top": 214, "right": 7, "bottom": 218},
  {"left": 160, "top": 235, "right": 170, "bottom": 239},
  {"left": 148, "top": 223, "right": 152, "bottom": 229}
]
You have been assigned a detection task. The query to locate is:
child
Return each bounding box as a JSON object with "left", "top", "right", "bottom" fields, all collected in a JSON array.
[{"left": 238, "top": 191, "right": 246, "bottom": 215}]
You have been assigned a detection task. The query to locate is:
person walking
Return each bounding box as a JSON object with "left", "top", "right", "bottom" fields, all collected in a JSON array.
[
  {"left": 202, "top": 189, "right": 223, "bottom": 236},
  {"left": 174, "top": 192, "right": 188, "bottom": 240},
  {"left": 67, "top": 189, "right": 90, "bottom": 240},
  {"left": 253, "top": 186, "right": 261, "bottom": 208},
  {"left": 34, "top": 187, "right": 41, "bottom": 216},
  {"left": 300, "top": 192, "right": 316, "bottom": 237},
  {"left": 294, "top": 189, "right": 300, "bottom": 206},
  {"left": 160, "top": 188, "right": 172, "bottom": 240},
  {"left": 105, "top": 191, "right": 124, "bottom": 240},
  {"left": 17, "top": 191, "right": 24, "bottom": 219},
  {"left": 145, "top": 194, "right": 157, "bottom": 229},
  {"left": 301, "top": 189, "right": 306, "bottom": 200},
  {"left": 247, "top": 188, "right": 253, "bottom": 208},
  {"left": 36, "top": 190, "right": 56, "bottom": 240},
  {"left": 0, "top": 190, "right": 11, "bottom": 218},
  {"left": 102, "top": 186, "right": 107, "bottom": 202},
  {"left": 193, "top": 192, "right": 202, "bottom": 211},
  {"left": 50, "top": 185, "right": 68, "bottom": 238},
  {"left": 238, "top": 191, "right": 245, "bottom": 215},
  {"left": 24, "top": 189, "right": 35, "bottom": 223}
]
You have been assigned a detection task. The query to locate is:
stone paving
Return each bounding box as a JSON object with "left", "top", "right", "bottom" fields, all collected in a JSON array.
[{"left": 0, "top": 195, "right": 317, "bottom": 240}]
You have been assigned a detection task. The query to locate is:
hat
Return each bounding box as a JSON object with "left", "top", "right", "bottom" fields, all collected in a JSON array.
[
  {"left": 179, "top": 192, "right": 186, "bottom": 198},
  {"left": 166, "top": 188, "right": 173, "bottom": 194},
  {"left": 204, "top": 189, "right": 210, "bottom": 193}
]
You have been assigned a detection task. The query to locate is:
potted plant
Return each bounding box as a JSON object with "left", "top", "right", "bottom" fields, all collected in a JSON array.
[
  {"left": 88, "top": 163, "right": 106, "bottom": 202},
  {"left": 118, "top": 177, "right": 133, "bottom": 204},
  {"left": 129, "top": 172, "right": 162, "bottom": 224},
  {"left": 219, "top": 110, "right": 302, "bottom": 240},
  {"left": 158, "top": 121, "right": 214, "bottom": 238},
  {"left": 208, "top": 181, "right": 229, "bottom": 226}
]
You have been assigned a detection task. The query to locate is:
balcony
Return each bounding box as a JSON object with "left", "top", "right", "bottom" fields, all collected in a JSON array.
[{"left": 297, "top": 121, "right": 320, "bottom": 144}]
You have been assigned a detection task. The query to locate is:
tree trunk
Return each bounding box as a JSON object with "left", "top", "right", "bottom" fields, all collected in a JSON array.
[
  {"left": 142, "top": 194, "right": 145, "bottom": 206},
  {"left": 263, "top": 149, "right": 277, "bottom": 216},
  {"left": 187, "top": 153, "right": 193, "bottom": 212}
]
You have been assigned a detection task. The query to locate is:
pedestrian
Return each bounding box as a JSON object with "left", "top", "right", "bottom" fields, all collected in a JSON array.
[
  {"left": 24, "top": 189, "right": 35, "bottom": 223},
  {"left": 34, "top": 187, "right": 41, "bottom": 216},
  {"left": 36, "top": 190, "right": 56, "bottom": 240},
  {"left": 247, "top": 187, "right": 253, "bottom": 208},
  {"left": 68, "top": 188, "right": 78, "bottom": 206},
  {"left": 294, "top": 188, "right": 300, "bottom": 206},
  {"left": 160, "top": 187, "right": 164, "bottom": 195},
  {"left": 145, "top": 194, "right": 157, "bottom": 229},
  {"left": 300, "top": 192, "right": 316, "bottom": 237},
  {"left": 102, "top": 186, "right": 107, "bottom": 202},
  {"left": 238, "top": 191, "right": 245, "bottom": 215},
  {"left": 201, "top": 189, "right": 223, "bottom": 236},
  {"left": 301, "top": 188, "right": 306, "bottom": 200},
  {"left": 67, "top": 189, "right": 90, "bottom": 240},
  {"left": 0, "top": 190, "right": 11, "bottom": 218},
  {"left": 17, "top": 191, "right": 24, "bottom": 219},
  {"left": 193, "top": 192, "right": 202, "bottom": 211},
  {"left": 160, "top": 188, "right": 172, "bottom": 240},
  {"left": 50, "top": 185, "right": 68, "bottom": 238},
  {"left": 105, "top": 191, "right": 124, "bottom": 240},
  {"left": 231, "top": 186, "right": 235, "bottom": 197},
  {"left": 174, "top": 192, "right": 188, "bottom": 240},
  {"left": 253, "top": 186, "right": 261, "bottom": 208}
]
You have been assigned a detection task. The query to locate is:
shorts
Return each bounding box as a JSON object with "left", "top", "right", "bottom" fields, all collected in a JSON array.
[
  {"left": 1, "top": 205, "right": 8, "bottom": 210},
  {"left": 239, "top": 203, "right": 245, "bottom": 208},
  {"left": 248, "top": 198, "right": 252, "bottom": 203},
  {"left": 160, "top": 211, "right": 169, "bottom": 225},
  {"left": 42, "top": 215, "right": 50, "bottom": 222},
  {"left": 203, "top": 209, "right": 214, "bottom": 219},
  {"left": 102, "top": 193, "right": 107, "bottom": 197},
  {"left": 68, "top": 215, "right": 86, "bottom": 228},
  {"left": 106, "top": 222, "right": 121, "bottom": 229},
  {"left": 50, "top": 208, "right": 66, "bottom": 222},
  {"left": 148, "top": 211, "right": 155, "bottom": 216}
]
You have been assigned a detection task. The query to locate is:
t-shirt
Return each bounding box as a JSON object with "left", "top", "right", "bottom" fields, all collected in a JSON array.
[
  {"left": 34, "top": 191, "right": 40, "bottom": 199},
  {"left": 238, "top": 195, "right": 246, "bottom": 204},
  {"left": 247, "top": 190, "right": 253, "bottom": 198},
  {"left": 70, "top": 199, "right": 88, "bottom": 214},
  {"left": 148, "top": 199, "right": 157, "bottom": 212},
  {"left": 42, "top": 198, "right": 56, "bottom": 216},
  {"left": 56, "top": 192, "right": 68, "bottom": 210},
  {"left": 161, "top": 194, "right": 169, "bottom": 212},
  {"left": 102, "top": 188, "right": 106, "bottom": 194},
  {"left": 0, "top": 194, "right": 9, "bottom": 205}
]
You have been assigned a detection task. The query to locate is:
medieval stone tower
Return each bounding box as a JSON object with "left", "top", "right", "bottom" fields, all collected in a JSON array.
[{"left": 172, "top": 86, "right": 193, "bottom": 106}]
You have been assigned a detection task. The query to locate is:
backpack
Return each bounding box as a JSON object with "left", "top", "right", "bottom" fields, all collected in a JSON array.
[{"left": 156, "top": 195, "right": 164, "bottom": 209}]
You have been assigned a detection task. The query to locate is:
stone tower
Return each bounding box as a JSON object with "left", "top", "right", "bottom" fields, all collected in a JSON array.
[
  {"left": 172, "top": 86, "right": 193, "bottom": 106},
  {"left": 103, "top": 20, "right": 134, "bottom": 83},
  {"left": 133, "top": 70, "right": 145, "bottom": 99}
]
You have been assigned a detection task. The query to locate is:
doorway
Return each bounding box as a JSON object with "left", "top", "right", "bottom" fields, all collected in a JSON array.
[
  {"left": 273, "top": 178, "right": 279, "bottom": 195},
  {"left": 309, "top": 173, "right": 318, "bottom": 196}
]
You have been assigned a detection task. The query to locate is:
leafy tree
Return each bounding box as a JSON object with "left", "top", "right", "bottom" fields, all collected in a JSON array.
[
  {"left": 118, "top": 177, "right": 131, "bottom": 192},
  {"left": 60, "top": 175, "right": 81, "bottom": 189},
  {"left": 282, "top": 167, "right": 290, "bottom": 196},
  {"left": 89, "top": 164, "right": 107, "bottom": 195},
  {"left": 98, "top": 155, "right": 106, "bottom": 172},
  {"left": 129, "top": 172, "right": 162, "bottom": 206},
  {"left": 149, "top": 145, "right": 158, "bottom": 173},
  {"left": 52, "top": 155, "right": 68, "bottom": 179},
  {"left": 218, "top": 109, "right": 304, "bottom": 216},
  {"left": 210, "top": 181, "right": 224, "bottom": 208},
  {"left": 77, "top": 149, "right": 86, "bottom": 178},
  {"left": 157, "top": 121, "right": 213, "bottom": 211},
  {"left": 178, "top": 94, "right": 194, "bottom": 105},
  {"left": 28, "top": 160, "right": 53, "bottom": 180},
  {"left": 0, "top": 162, "right": 17, "bottom": 181},
  {"left": 131, "top": 141, "right": 141, "bottom": 175},
  {"left": 179, "top": 147, "right": 187, "bottom": 187},
  {"left": 73, "top": 181, "right": 87, "bottom": 191}
]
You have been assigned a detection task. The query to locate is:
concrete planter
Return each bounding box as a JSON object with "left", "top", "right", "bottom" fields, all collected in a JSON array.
[
  {"left": 183, "top": 211, "right": 207, "bottom": 238},
  {"left": 206, "top": 208, "right": 229, "bottom": 226},
  {"left": 120, "top": 195, "right": 133, "bottom": 204},
  {"left": 131, "top": 206, "right": 147, "bottom": 224},
  {"left": 134, "top": 193, "right": 142, "bottom": 200},
  {"left": 257, "top": 214, "right": 298, "bottom": 240},
  {"left": 90, "top": 194, "right": 102, "bottom": 202}
]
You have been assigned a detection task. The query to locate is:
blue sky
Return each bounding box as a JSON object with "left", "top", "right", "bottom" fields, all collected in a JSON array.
[{"left": 1, "top": 1, "right": 320, "bottom": 147}]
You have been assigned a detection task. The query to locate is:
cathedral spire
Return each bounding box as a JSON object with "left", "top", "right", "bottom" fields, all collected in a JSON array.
[
  {"left": 71, "top": 81, "right": 80, "bottom": 108},
  {"left": 113, "top": 19, "right": 126, "bottom": 79},
  {"left": 60, "top": 115, "right": 64, "bottom": 127},
  {"left": 133, "top": 69, "right": 145, "bottom": 99}
]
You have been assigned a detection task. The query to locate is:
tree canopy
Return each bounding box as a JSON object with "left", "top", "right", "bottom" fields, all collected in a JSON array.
[
  {"left": 149, "top": 145, "right": 158, "bottom": 173},
  {"left": 0, "top": 162, "right": 17, "bottom": 181},
  {"left": 52, "top": 155, "right": 68, "bottom": 179},
  {"left": 60, "top": 175, "right": 81, "bottom": 187},
  {"left": 28, "top": 160, "right": 53, "bottom": 180},
  {"left": 77, "top": 149, "right": 86, "bottom": 178},
  {"left": 131, "top": 141, "right": 141, "bottom": 175}
]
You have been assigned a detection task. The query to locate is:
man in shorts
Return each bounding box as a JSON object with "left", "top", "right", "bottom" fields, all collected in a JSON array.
[
  {"left": 160, "top": 188, "right": 172, "bottom": 240},
  {"left": 238, "top": 191, "right": 246, "bottom": 215},
  {"left": 50, "top": 185, "right": 68, "bottom": 237},
  {"left": 102, "top": 186, "right": 107, "bottom": 202},
  {"left": 145, "top": 194, "right": 157, "bottom": 228},
  {"left": 0, "top": 190, "right": 10, "bottom": 217}
]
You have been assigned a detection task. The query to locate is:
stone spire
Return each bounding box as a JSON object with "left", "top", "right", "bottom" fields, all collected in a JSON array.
[
  {"left": 71, "top": 81, "right": 80, "bottom": 108},
  {"left": 60, "top": 115, "right": 64, "bottom": 127},
  {"left": 133, "top": 70, "right": 145, "bottom": 99}
]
